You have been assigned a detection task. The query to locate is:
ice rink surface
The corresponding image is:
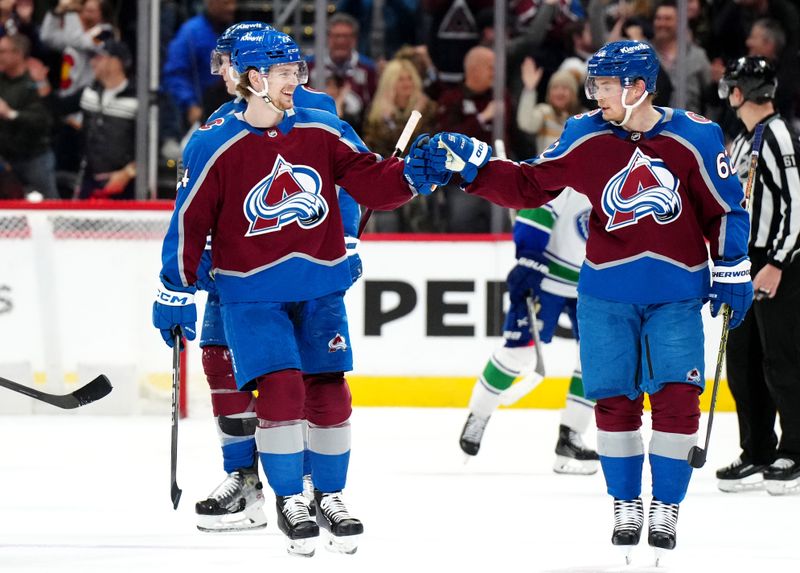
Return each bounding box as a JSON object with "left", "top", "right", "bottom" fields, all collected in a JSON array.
[{"left": 1, "top": 407, "right": 798, "bottom": 573}]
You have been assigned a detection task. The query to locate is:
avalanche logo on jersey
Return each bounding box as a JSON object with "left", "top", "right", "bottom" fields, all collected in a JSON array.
[
  {"left": 243, "top": 154, "right": 328, "bottom": 237},
  {"left": 601, "top": 149, "right": 682, "bottom": 231},
  {"left": 328, "top": 333, "right": 348, "bottom": 353}
]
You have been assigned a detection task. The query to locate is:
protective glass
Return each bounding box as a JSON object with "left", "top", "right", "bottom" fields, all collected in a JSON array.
[
  {"left": 266, "top": 61, "right": 309, "bottom": 85},
  {"left": 210, "top": 50, "right": 230, "bottom": 75},
  {"left": 717, "top": 79, "right": 735, "bottom": 99},
  {"left": 584, "top": 76, "right": 623, "bottom": 101}
]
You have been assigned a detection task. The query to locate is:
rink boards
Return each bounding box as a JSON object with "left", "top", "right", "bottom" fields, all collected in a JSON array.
[{"left": 0, "top": 205, "right": 733, "bottom": 413}]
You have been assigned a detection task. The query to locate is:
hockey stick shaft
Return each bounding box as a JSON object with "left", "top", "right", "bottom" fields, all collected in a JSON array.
[
  {"left": 170, "top": 327, "right": 183, "bottom": 509},
  {"left": 499, "top": 294, "right": 547, "bottom": 406},
  {"left": 688, "top": 124, "right": 765, "bottom": 467},
  {"left": 357, "top": 110, "right": 422, "bottom": 237},
  {"left": 0, "top": 374, "right": 112, "bottom": 409}
]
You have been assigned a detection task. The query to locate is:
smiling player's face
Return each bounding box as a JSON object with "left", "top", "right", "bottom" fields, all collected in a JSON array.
[{"left": 266, "top": 64, "right": 301, "bottom": 110}]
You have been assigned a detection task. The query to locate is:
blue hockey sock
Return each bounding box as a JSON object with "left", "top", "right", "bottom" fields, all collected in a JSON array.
[
  {"left": 598, "top": 430, "right": 645, "bottom": 499},
  {"left": 221, "top": 438, "right": 256, "bottom": 473},
  {"left": 308, "top": 421, "right": 351, "bottom": 492},
  {"left": 649, "top": 430, "right": 697, "bottom": 504},
  {"left": 256, "top": 422, "right": 304, "bottom": 496}
]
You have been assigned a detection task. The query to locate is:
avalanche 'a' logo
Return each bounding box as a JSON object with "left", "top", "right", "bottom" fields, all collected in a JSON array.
[
  {"left": 601, "top": 149, "right": 682, "bottom": 231},
  {"left": 243, "top": 154, "right": 328, "bottom": 236},
  {"left": 328, "top": 333, "right": 348, "bottom": 353}
]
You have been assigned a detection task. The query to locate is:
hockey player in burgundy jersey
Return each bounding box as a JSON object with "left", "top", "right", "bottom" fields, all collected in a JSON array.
[
  {"left": 153, "top": 28, "right": 446, "bottom": 557},
  {"left": 428, "top": 41, "right": 753, "bottom": 565},
  {"left": 192, "top": 22, "right": 369, "bottom": 535}
]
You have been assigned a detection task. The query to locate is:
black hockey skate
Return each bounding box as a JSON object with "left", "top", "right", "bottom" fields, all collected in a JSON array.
[
  {"left": 276, "top": 493, "right": 319, "bottom": 557},
  {"left": 553, "top": 424, "right": 600, "bottom": 475},
  {"left": 764, "top": 458, "right": 800, "bottom": 496},
  {"left": 459, "top": 413, "right": 490, "bottom": 456},
  {"left": 611, "top": 497, "right": 644, "bottom": 565},
  {"left": 648, "top": 498, "right": 679, "bottom": 566},
  {"left": 195, "top": 466, "right": 267, "bottom": 532},
  {"left": 716, "top": 455, "right": 768, "bottom": 493},
  {"left": 314, "top": 490, "right": 364, "bottom": 554}
]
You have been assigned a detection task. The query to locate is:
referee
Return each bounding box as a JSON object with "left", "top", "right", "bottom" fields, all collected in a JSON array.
[{"left": 715, "top": 56, "right": 800, "bottom": 496}]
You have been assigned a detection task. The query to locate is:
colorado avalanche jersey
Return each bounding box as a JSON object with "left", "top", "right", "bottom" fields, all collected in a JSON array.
[
  {"left": 206, "top": 87, "right": 364, "bottom": 237},
  {"left": 468, "top": 107, "right": 750, "bottom": 304},
  {"left": 516, "top": 187, "right": 591, "bottom": 298},
  {"left": 160, "top": 106, "right": 413, "bottom": 303}
]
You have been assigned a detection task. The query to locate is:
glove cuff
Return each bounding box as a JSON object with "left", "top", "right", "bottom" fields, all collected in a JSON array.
[
  {"left": 156, "top": 286, "right": 195, "bottom": 306},
  {"left": 345, "top": 236, "right": 359, "bottom": 251},
  {"left": 518, "top": 256, "right": 549, "bottom": 274},
  {"left": 712, "top": 259, "right": 751, "bottom": 284}
]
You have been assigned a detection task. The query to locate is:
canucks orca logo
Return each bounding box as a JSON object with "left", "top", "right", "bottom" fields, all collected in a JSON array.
[
  {"left": 601, "top": 149, "right": 681, "bottom": 231},
  {"left": 575, "top": 209, "right": 590, "bottom": 241},
  {"left": 243, "top": 154, "right": 328, "bottom": 236}
]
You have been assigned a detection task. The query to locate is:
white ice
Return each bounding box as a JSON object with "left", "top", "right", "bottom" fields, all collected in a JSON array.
[{"left": 1, "top": 407, "right": 798, "bottom": 573}]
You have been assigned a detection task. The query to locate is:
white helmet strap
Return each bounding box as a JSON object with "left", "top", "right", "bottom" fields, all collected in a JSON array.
[
  {"left": 246, "top": 74, "right": 284, "bottom": 115},
  {"left": 611, "top": 86, "right": 649, "bottom": 127}
]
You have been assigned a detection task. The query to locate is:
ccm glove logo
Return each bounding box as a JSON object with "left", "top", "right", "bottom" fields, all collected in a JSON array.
[{"left": 156, "top": 287, "right": 195, "bottom": 306}]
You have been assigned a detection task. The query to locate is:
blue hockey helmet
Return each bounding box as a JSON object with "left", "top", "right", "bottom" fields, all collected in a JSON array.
[
  {"left": 230, "top": 28, "right": 308, "bottom": 83},
  {"left": 586, "top": 40, "right": 660, "bottom": 96},
  {"left": 211, "top": 22, "right": 273, "bottom": 75}
]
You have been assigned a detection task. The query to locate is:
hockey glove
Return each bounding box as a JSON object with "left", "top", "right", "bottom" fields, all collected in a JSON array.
[
  {"left": 194, "top": 249, "right": 217, "bottom": 295},
  {"left": 435, "top": 132, "right": 492, "bottom": 183},
  {"left": 153, "top": 280, "right": 197, "bottom": 347},
  {"left": 345, "top": 235, "right": 363, "bottom": 283},
  {"left": 507, "top": 252, "right": 549, "bottom": 303},
  {"left": 402, "top": 133, "right": 451, "bottom": 195},
  {"left": 709, "top": 256, "right": 753, "bottom": 329},
  {"left": 502, "top": 298, "right": 534, "bottom": 347}
]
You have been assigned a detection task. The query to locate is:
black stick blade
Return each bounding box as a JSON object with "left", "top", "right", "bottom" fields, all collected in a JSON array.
[
  {"left": 687, "top": 445, "right": 706, "bottom": 469},
  {"left": 171, "top": 482, "right": 182, "bottom": 510},
  {"left": 71, "top": 375, "right": 113, "bottom": 407}
]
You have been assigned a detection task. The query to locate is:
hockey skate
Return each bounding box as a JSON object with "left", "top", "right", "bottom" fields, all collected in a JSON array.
[
  {"left": 611, "top": 497, "right": 644, "bottom": 565},
  {"left": 459, "top": 413, "right": 490, "bottom": 457},
  {"left": 314, "top": 490, "right": 364, "bottom": 554},
  {"left": 648, "top": 498, "right": 679, "bottom": 567},
  {"left": 276, "top": 493, "right": 319, "bottom": 557},
  {"left": 716, "top": 456, "right": 768, "bottom": 492},
  {"left": 195, "top": 466, "right": 267, "bottom": 532},
  {"left": 764, "top": 458, "right": 800, "bottom": 496},
  {"left": 302, "top": 474, "right": 317, "bottom": 516},
  {"left": 553, "top": 424, "right": 600, "bottom": 475}
]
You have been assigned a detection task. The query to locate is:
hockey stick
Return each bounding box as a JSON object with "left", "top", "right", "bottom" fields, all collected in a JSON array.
[
  {"left": 356, "top": 110, "right": 422, "bottom": 237},
  {"left": 687, "top": 123, "right": 765, "bottom": 469},
  {"left": 170, "top": 327, "right": 183, "bottom": 509},
  {"left": 499, "top": 294, "right": 547, "bottom": 406},
  {"left": 0, "top": 374, "right": 112, "bottom": 409}
]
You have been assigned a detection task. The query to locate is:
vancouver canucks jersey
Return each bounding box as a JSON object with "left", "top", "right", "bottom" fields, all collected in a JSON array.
[
  {"left": 468, "top": 107, "right": 750, "bottom": 304},
  {"left": 515, "top": 187, "right": 590, "bottom": 298},
  {"left": 160, "top": 106, "right": 412, "bottom": 303}
]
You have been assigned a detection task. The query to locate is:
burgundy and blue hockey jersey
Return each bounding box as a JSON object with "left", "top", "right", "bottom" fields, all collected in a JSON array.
[
  {"left": 467, "top": 108, "right": 750, "bottom": 304},
  {"left": 160, "top": 106, "right": 413, "bottom": 303}
]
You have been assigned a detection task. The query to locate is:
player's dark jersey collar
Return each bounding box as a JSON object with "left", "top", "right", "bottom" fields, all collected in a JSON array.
[
  {"left": 233, "top": 107, "right": 296, "bottom": 137},
  {"left": 609, "top": 106, "right": 671, "bottom": 142}
]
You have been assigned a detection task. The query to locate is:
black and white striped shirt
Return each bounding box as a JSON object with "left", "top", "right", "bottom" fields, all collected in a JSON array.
[{"left": 729, "top": 113, "right": 800, "bottom": 267}]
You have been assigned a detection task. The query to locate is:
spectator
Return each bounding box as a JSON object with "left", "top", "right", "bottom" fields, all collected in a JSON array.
[
  {"left": 335, "top": 0, "right": 421, "bottom": 61},
  {"left": 40, "top": 0, "right": 114, "bottom": 180},
  {"left": 746, "top": 18, "right": 784, "bottom": 62},
  {"left": 587, "top": 0, "right": 654, "bottom": 49},
  {"left": 0, "top": 34, "right": 57, "bottom": 199},
  {"left": 422, "top": 0, "right": 492, "bottom": 84},
  {"left": 307, "top": 12, "right": 378, "bottom": 132},
  {"left": 516, "top": 62, "right": 585, "bottom": 154},
  {"left": 1, "top": 0, "right": 39, "bottom": 54},
  {"left": 435, "top": 45, "right": 510, "bottom": 232},
  {"left": 161, "top": 0, "right": 235, "bottom": 132},
  {"left": 362, "top": 57, "right": 439, "bottom": 231},
  {"left": 652, "top": 0, "right": 711, "bottom": 113},
  {"left": 76, "top": 39, "right": 136, "bottom": 200}
]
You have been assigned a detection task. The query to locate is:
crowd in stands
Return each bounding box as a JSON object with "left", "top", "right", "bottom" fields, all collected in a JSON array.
[{"left": 1, "top": 0, "right": 799, "bottom": 232}]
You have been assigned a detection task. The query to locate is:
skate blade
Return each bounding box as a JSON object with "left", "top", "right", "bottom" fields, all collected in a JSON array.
[
  {"left": 765, "top": 478, "right": 800, "bottom": 496},
  {"left": 653, "top": 547, "right": 671, "bottom": 567},
  {"left": 615, "top": 544, "right": 635, "bottom": 565},
  {"left": 323, "top": 531, "right": 360, "bottom": 555},
  {"left": 553, "top": 456, "right": 599, "bottom": 475},
  {"left": 717, "top": 475, "right": 765, "bottom": 493},
  {"left": 287, "top": 536, "right": 317, "bottom": 557},
  {"left": 197, "top": 506, "right": 268, "bottom": 532}
]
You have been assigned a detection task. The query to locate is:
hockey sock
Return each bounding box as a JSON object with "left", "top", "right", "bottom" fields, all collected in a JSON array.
[
  {"left": 302, "top": 420, "right": 312, "bottom": 477},
  {"left": 308, "top": 420, "right": 351, "bottom": 493},
  {"left": 203, "top": 345, "right": 257, "bottom": 472},
  {"left": 649, "top": 383, "right": 700, "bottom": 504},
  {"left": 596, "top": 394, "right": 645, "bottom": 499},
  {"left": 559, "top": 367, "right": 595, "bottom": 435},
  {"left": 479, "top": 345, "right": 537, "bottom": 393}
]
